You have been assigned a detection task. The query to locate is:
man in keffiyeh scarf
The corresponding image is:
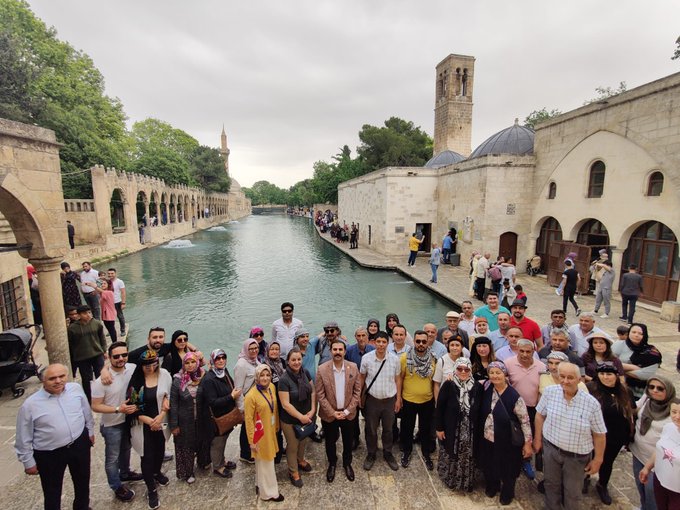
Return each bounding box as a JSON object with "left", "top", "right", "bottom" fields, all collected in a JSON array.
[{"left": 400, "top": 330, "right": 437, "bottom": 471}]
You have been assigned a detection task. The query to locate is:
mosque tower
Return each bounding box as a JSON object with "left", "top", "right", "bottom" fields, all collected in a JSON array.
[
  {"left": 219, "top": 125, "right": 230, "bottom": 174},
  {"left": 433, "top": 54, "right": 475, "bottom": 157}
]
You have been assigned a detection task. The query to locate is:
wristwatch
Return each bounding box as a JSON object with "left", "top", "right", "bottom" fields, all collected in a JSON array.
[{"left": 114, "top": 406, "right": 120, "bottom": 414}]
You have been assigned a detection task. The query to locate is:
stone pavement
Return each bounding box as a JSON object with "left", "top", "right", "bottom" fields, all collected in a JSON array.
[{"left": 0, "top": 228, "right": 678, "bottom": 509}]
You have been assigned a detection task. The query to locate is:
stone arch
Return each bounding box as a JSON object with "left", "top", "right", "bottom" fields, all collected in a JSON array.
[
  {"left": 136, "top": 191, "right": 148, "bottom": 225},
  {"left": 110, "top": 187, "right": 126, "bottom": 233},
  {"left": 535, "top": 216, "right": 563, "bottom": 272},
  {"left": 160, "top": 192, "right": 168, "bottom": 225}
]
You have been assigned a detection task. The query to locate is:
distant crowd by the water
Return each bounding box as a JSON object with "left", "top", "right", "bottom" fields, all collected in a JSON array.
[{"left": 14, "top": 294, "right": 680, "bottom": 509}]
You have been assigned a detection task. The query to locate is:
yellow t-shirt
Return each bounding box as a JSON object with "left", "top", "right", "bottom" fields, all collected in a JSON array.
[
  {"left": 408, "top": 236, "right": 421, "bottom": 251},
  {"left": 400, "top": 353, "right": 434, "bottom": 403}
]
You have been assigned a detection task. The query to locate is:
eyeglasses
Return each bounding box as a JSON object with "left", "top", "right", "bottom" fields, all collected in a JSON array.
[
  {"left": 282, "top": 309, "right": 293, "bottom": 314},
  {"left": 252, "top": 332, "right": 264, "bottom": 337},
  {"left": 456, "top": 367, "right": 471, "bottom": 373},
  {"left": 214, "top": 355, "right": 226, "bottom": 361},
  {"left": 324, "top": 328, "right": 337, "bottom": 333},
  {"left": 111, "top": 353, "right": 128, "bottom": 360},
  {"left": 414, "top": 340, "right": 428, "bottom": 345},
  {"left": 648, "top": 384, "right": 666, "bottom": 392}
]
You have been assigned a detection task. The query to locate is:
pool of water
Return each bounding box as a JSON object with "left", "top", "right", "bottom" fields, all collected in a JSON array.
[{"left": 113, "top": 215, "right": 455, "bottom": 360}]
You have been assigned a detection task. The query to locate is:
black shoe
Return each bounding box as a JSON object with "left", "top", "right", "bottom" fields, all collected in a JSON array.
[
  {"left": 596, "top": 484, "right": 612, "bottom": 505},
  {"left": 147, "top": 490, "right": 159, "bottom": 510},
  {"left": 400, "top": 453, "right": 410, "bottom": 468},
  {"left": 162, "top": 452, "right": 173, "bottom": 462},
  {"left": 499, "top": 495, "right": 513, "bottom": 505},
  {"left": 485, "top": 485, "right": 498, "bottom": 498},
  {"left": 424, "top": 457, "right": 434, "bottom": 471},
  {"left": 537, "top": 480, "right": 545, "bottom": 494},
  {"left": 289, "top": 473, "right": 303, "bottom": 488},
  {"left": 224, "top": 461, "right": 237, "bottom": 470},
  {"left": 297, "top": 461, "right": 313, "bottom": 472},
  {"left": 344, "top": 464, "right": 355, "bottom": 481},
  {"left": 582, "top": 475, "right": 590, "bottom": 494},
  {"left": 384, "top": 452, "right": 399, "bottom": 471},
  {"left": 114, "top": 486, "right": 135, "bottom": 502},
  {"left": 213, "top": 468, "right": 232, "bottom": 478},
  {"left": 326, "top": 465, "right": 336, "bottom": 483},
  {"left": 154, "top": 473, "right": 169, "bottom": 487},
  {"left": 311, "top": 432, "right": 323, "bottom": 443},
  {"left": 120, "top": 471, "right": 144, "bottom": 483},
  {"left": 266, "top": 494, "right": 285, "bottom": 502},
  {"left": 239, "top": 456, "right": 255, "bottom": 464},
  {"left": 363, "top": 454, "right": 376, "bottom": 471}
]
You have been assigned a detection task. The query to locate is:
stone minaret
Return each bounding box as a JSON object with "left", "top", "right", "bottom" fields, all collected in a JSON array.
[
  {"left": 433, "top": 54, "right": 475, "bottom": 157},
  {"left": 220, "top": 125, "right": 230, "bottom": 173}
]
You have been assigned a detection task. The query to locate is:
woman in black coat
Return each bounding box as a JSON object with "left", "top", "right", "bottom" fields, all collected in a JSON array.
[
  {"left": 435, "top": 357, "right": 482, "bottom": 492},
  {"left": 197, "top": 348, "right": 241, "bottom": 478}
]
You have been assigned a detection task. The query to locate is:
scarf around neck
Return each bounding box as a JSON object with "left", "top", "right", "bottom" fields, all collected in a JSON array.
[{"left": 406, "top": 348, "right": 435, "bottom": 378}]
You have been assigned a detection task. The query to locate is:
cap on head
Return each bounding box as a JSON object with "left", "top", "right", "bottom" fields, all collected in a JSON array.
[{"left": 446, "top": 311, "right": 461, "bottom": 319}]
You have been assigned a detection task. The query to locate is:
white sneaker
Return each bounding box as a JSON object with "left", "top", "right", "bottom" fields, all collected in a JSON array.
[
  {"left": 600, "top": 314, "right": 609, "bottom": 318},
  {"left": 555, "top": 288, "right": 560, "bottom": 295},
  {"left": 186, "top": 476, "right": 196, "bottom": 484}
]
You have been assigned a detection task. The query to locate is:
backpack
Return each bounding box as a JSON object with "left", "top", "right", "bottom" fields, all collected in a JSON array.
[{"left": 488, "top": 265, "right": 502, "bottom": 282}]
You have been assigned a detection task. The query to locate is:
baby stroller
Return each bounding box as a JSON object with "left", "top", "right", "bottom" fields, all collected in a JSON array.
[
  {"left": 526, "top": 255, "right": 542, "bottom": 276},
  {"left": 0, "top": 324, "right": 42, "bottom": 398}
]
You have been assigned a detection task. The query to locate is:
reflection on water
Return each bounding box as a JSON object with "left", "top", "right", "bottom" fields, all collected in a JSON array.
[{"left": 114, "top": 215, "right": 455, "bottom": 361}]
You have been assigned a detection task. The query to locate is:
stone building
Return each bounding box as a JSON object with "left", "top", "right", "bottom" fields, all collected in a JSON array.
[{"left": 338, "top": 53, "right": 680, "bottom": 308}]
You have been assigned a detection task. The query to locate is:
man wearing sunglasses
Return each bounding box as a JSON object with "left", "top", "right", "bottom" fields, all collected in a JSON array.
[
  {"left": 271, "top": 302, "right": 304, "bottom": 357},
  {"left": 91, "top": 342, "right": 143, "bottom": 502},
  {"left": 312, "top": 321, "right": 347, "bottom": 367}
]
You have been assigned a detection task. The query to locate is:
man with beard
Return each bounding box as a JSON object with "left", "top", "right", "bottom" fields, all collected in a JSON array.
[
  {"left": 399, "top": 330, "right": 436, "bottom": 471},
  {"left": 315, "top": 339, "right": 362, "bottom": 482},
  {"left": 509, "top": 300, "right": 543, "bottom": 349}
]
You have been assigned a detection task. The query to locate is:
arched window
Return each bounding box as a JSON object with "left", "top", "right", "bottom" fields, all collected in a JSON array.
[
  {"left": 647, "top": 171, "right": 664, "bottom": 196},
  {"left": 548, "top": 182, "right": 557, "bottom": 199},
  {"left": 587, "top": 160, "right": 606, "bottom": 198}
]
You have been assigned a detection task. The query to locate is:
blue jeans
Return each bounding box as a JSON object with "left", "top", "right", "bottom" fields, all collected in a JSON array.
[
  {"left": 430, "top": 264, "right": 438, "bottom": 283},
  {"left": 100, "top": 422, "right": 132, "bottom": 490},
  {"left": 408, "top": 251, "right": 418, "bottom": 266},
  {"left": 633, "top": 455, "right": 657, "bottom": 510}
]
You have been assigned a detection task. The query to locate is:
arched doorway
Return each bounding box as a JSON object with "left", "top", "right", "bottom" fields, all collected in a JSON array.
[
  {"left": 498, "top": 232, "right": 518, "bottom": 264},
  {"left": 623, "top": 221, "right": 679, "bottom": 304},
  {"left": 577, "top": 219, "right": 610, "bottom": 261},
  {"left": 536, "top": 217, "right": 563, "bottom": 272},
  {"left": 160, "top": 193, "right": 168, "bottom": 225},
  {"left": 136, "top": 191, "right": 147, "bottom": 225},
  {"left": 110, "top": 188, "right": 126, "bottom": 233}
]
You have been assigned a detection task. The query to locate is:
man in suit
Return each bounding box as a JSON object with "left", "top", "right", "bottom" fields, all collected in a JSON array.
[{"left": 315, "top": 338, "right": 362, "bottom": 482}]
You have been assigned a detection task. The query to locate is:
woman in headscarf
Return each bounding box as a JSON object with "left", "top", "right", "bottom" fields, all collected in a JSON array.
[
  {"left": 234, "top": 338, "right": 260, "bottom": 463},
  {"left": 629, "top": 376, "right": 677, "bottom": 510},
  {"left": 539, "top": 352, "right": 588, "bottom": 397},
  {"left": 197, "top": 349, "right": 239, "bottom": 478},
  {"left": 162, "top": 330, "right": 190, "bottom": 376},
  {"left": 612, "top": 323, "right": 662, "bottom": 398},
  {"left": 249, "top": 326, "right": 268, "bottom": 363},
  {"left": 469, "top": 336, "right": 495, "bottom": 382},
  {"left": 433, "top": 333, "right": 470, "bottom": 401},
  {"left": 169, "top": 352, "right": 205, "bottom": 484},
  {"left": 60, "top": 261, "right": 82, "bottom": 309},
  {"left": 126, "top": 349, "right": 172, "bottom": 510},
  {"left": 265, "top": 341, "right": 286, "bottom": 464},
  {"left": 470, "top": 316, "right": 489, "bottom": 343},
  {"left": 586, "top": 362, "right": 636, "bottom": 505},
  {"left": 479, "top": 361, "right": 532, "bottom": 505},
  {"left": 278, "top": 347, "right": 316, "bottom": 488},
  {"left": 435, "top": 357, "right": 482, "bottom": 492},
  {"left": 385, "top": 313, "right": 413, "bottom": 346},
  {"left": 366, "top": 318, "right": 380, "bottom": 345},
  {"left": 245, "top": 364, "right": 284, "bottom": 502}
]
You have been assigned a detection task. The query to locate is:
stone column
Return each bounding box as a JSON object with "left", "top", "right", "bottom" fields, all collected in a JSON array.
[
  {"left": 30, "top": 257, "right": 70, "bottom": 367},
  {"left": 611, "top": 247, "right": 624, "bottom": 293}
]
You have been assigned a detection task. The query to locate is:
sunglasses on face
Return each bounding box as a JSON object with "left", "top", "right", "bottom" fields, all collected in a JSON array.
[
  {"left": 252, "top": 332, "right": 264, "bottom": 337},
  {"left": 214, "top": 355, "right": 226, "bottom": 361},
  {"left": 456, "top": 367, "right": 471, "bottom": 373},
  {"left": 414, "top": 340, "right": 428, "bottom": 345},
  {"left": 648, "top": 384, "right": 666, "bottom": 392},
  {"left": 282, "top": 309, "right": 293, "bottom": 314},
  {"left": 324, "top": 328, "right": 336, "bottom": 333},
  {"left": 111, "top": 353, "right": 128, "bottom": 360}
]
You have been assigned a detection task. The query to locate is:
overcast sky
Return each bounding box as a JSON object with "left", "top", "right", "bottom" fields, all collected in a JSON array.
[{"left": 26, "top": 0, "right": 680, "bottom": 188}]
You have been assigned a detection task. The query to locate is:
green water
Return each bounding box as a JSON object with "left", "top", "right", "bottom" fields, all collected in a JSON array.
[{"left": 113, "top": 215, "right": 455, "bottom": 361}]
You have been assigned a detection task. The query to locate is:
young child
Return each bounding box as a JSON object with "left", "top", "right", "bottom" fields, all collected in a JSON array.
[
  {"left": 616, "top": 325, "right": 630, "bottom": 341},
  {"left": 515, "top": 284, "right": 527, "bottom": 304}
]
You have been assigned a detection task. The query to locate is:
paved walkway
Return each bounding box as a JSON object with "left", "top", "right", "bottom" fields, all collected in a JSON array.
[{"left": 0, "top": 226, "right": 678, "bottom": 509}]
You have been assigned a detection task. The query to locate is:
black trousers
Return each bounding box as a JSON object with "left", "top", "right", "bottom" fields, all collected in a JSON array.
[
  {"left": 400, "top": 398, "right": 435, "bottom": 458},
  {"left": 322, "top": 418, "right": 355, "bottom": 467},
  {"left": 475, "top": 277, "right": 486, "bottom": 300},
  {"left": 114, "top": 302, "right": 126, "bottom": 334},
  {"left": 141, "top": 426, "right": 165, "bottom": 491},
  {"left": 33, "top": 428, "right": 90, "bottom": 510},
  {"left": 74, "top": 355, "right": 105, "bottom": 403},
  {"left": 562, "top": 288, "right": 578, "bottom": 313}
]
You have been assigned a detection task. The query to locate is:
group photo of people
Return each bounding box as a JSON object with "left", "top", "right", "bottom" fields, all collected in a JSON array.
[{"left": 14, "top": 291, "right": 680, "bottom": 510}]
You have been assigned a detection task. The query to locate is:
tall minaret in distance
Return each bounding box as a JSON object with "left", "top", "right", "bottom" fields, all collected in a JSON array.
[{"left": 220, "top": 125, "right": 230, "bottom": 174}]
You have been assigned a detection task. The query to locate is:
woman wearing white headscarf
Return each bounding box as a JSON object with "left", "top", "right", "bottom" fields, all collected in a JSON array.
[
  {"left": 235, "top": 338, "right": 260, "bottom": 463},
  {"left": 435, "top": 357, "right": 482, "bottom": 491}
]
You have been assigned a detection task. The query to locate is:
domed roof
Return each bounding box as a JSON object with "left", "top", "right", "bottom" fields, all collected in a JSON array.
[
  {"left": 469, "top": 120, "right": 534, "bottom": 159},
  {"left": 425, "top": 150, "right": 465, "bottom": 168}
]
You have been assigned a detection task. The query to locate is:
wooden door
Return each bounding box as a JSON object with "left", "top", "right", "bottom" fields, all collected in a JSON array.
[
  {"left": 639, "top": 241, "right": 676, "bottom": 303},
  {"left": 548, "top": 241, "right": 591, "bottom": 294},
  {"left": 416, "top": 223, "right": 432, "bottom": 252},
  {"left": 498, "top": 232, "right": 518, "bottom": 263}
]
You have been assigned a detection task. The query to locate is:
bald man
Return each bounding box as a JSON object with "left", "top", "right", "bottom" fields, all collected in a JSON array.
[{"left": 15, "top": 364, "right": 94, "bottom": 510}]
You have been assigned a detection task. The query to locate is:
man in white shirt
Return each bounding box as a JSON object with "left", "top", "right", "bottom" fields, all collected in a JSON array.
[
  {"left": 107, "top": 268, "right": 126, "bottom": 336},
  {"left": 458, "top": 301, "right": 476, "bottom": 337},
  {"left": 568, "top": 313, "right": 604, "bottom": 356},
  {"left": 388, "top": 325, "right": 411, "bottom": 355},
  {"left": 91, "top": 342, "right": 142, "bottom": 502},
  {"left": 271, "top": 302, "right": 303, "bottom": 357},
  {"left": 80, "top": 261, "right": 101, "bottom": 319},
  {"left": 475, "top": 252, "right": 490, "bottom": 301}
]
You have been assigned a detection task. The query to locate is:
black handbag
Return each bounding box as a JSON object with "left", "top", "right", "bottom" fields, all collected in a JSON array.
[
  {"left": 293, "top": 422, "right": 317, "bottom": 440},
  {"left": 496, "top": 390, "right": 525, "bottom": 447}
]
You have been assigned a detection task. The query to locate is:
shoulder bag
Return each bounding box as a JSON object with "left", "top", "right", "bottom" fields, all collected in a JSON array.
[
  {"left": 210, "top": 373, "right": 243, "bottom": 436},
  {"left": 495, "top": 390, "right": 524, "bottom": 447},
  {"left": 360, "top": 359, "right": 386, "bottom": 409}
]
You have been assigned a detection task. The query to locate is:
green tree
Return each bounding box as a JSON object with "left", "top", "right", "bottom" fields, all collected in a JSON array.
[
  {"left": 243, "top": 180, "right": 288, "bottom": 205},
  {"left": 357, "top": 117, "right": 433, "bottom": 172},
  {"left": 288, "top": 179, "right": 320, "bottom": 207},
  {"left": 523, "top": 108, "right": 562, "bottom": 129},
  {"left": 0, "top": 0, "right": 130, "bottom": 197},
  {"left": 672, "top": 36, "right": 680, "bottom": 60},
  {"left": 190, "top": 145, "right": 231, "bottom": 193},
  {"left": 583, "top": 82, "right": 627, "bottom": 105}
]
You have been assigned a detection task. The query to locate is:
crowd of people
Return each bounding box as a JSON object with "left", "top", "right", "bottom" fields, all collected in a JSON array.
[{"left": 14, "top": 294, "right": 680, "bottom": 510}]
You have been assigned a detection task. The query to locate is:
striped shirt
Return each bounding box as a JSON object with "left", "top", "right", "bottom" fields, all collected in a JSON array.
[
  {"left": 359, "top": 351, "right": 400, "bottom": 399},
  {"left": 536, "top": 385, "right": 606, "bottom": 455}
]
